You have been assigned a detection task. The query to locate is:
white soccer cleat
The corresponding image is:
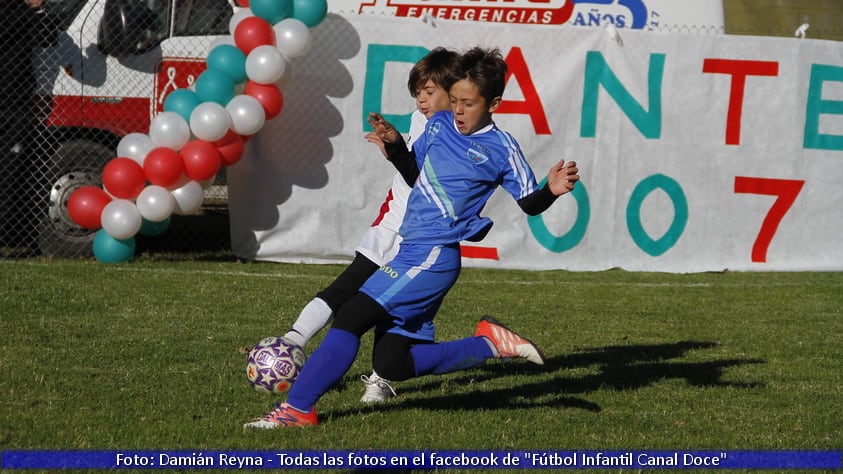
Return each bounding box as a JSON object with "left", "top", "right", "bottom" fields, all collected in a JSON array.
[{"left": 360, "top": 373, "right": 397, "bottom": 403}]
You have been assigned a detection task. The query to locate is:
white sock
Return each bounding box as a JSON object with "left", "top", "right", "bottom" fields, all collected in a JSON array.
[{"left": 284, "top": 297, "right": 332, "bottom": 347}]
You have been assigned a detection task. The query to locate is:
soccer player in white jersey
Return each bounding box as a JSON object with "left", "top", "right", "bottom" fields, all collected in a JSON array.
[
  {"left": 246, "top": 46, "right": 580, "bottom": 428},
  {"left": 281, "top": 48, "right": 460, "bottom": 403}
]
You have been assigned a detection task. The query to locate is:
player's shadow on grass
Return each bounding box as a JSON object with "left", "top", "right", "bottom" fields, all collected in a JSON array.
[{"left": 328, "top": 340, "right": 765, "bottom": 419}]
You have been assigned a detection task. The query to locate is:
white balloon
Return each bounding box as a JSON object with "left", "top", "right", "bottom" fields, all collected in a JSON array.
[
  {"left": 229, "top": 7, "right": 253, "bottom": 36},
  {"left": 189, "top": 101, "right": 231, "bottom": 142},
  {"left": 136, "top": 185, "right": 175, "bottom": 222},
  {"left": 149, "top": 112, "right": 191, "bottom": 151},
  {"left": 226, "top": 94, "right": 266, "bottom": 136},
  {"left": 246, "top": 45, "right": 287, "bottom": 85},
  {"left": 171, "top": 180, "right": 204, "bottom": 215},
  {"left": 101, "top": 199, "right": 142, "bottom": 240},
  {"left": 273, "top": 18, "right": 312, "bottom": 59},
  {"left": 117, "top": 133, "right": 154, "bottom": 166}
]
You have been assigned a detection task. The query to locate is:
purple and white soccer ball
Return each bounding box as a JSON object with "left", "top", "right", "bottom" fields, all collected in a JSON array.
[{"left": 245, "top": 336, "right": 307, "bottom": 394}]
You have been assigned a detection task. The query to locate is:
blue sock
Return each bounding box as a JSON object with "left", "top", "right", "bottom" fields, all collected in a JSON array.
[
  {"left": 410, "top": 336, "right": 494, "bottom": 376},
  {"left": 286, "top": 328, "right": 360, "bottom": 411}
]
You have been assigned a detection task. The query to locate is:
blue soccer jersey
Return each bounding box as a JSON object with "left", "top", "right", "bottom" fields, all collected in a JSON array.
[
  {"left": 399, "top": 110, "right": 539, "bottom": 244},
  {"left": 361, "top": 111, "right": 544, "bottom": 341}
]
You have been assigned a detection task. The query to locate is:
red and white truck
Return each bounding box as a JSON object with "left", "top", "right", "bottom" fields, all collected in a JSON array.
[{"left": 24, "top": 0, "right": 231, "bottom": 256}]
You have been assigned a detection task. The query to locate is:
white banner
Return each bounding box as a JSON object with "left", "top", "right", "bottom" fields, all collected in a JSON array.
[
  {"left": 228, "top": 14, "right": 843, "bottom": 272},
  {"left": 326, "top": 0, "right": 725, "bottom": 33}
]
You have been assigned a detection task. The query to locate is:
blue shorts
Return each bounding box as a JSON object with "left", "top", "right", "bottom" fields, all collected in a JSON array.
[{"left": 360, "top": 242, "right": 461, "bottom": 342}]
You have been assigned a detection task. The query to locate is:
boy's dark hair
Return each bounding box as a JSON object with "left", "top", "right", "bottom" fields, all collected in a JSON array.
[
  {"left": 407, "top": 47, "right": 460, "bottom": 97},
  {"left": 455, "top": 46, "right": 507, "bottom": 105}
]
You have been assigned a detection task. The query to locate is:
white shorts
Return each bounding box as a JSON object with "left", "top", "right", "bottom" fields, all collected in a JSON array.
[{"left": 355, "top": 224, "right": 402, "bottom": 267}]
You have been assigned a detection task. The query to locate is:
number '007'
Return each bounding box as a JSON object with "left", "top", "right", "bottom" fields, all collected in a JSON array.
[{"left": 528, "top": 174, "right": 805, "bottom": 263}]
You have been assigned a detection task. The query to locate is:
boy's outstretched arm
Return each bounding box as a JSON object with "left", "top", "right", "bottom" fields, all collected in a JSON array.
[
  {"left": 367, "top": 112, "right": 419, "bottom": 186},
  {"left": 517, "top": 160, "right": 579, "bottom": 215}
]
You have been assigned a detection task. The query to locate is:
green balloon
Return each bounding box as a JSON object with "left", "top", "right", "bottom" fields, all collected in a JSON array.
[
  {"left": 93, "top": 230, "right": 135, "bottom": 263},
  {"left": 207, "top": 44, "right": 248, "bottom": 84},
  {"left": 194, "top": 69, "right": 235, "bottom": 106},
  {"left": 251, "top": 0, "right": 292, "bottom": 25},
  {"left": 163, "top": 88, "right": 200, "bottom": 123},
  {"left": 139, "top": 217, "right": 171, "bottom": 237},
  {"left": 292, "top": 0, "right": 327, "bottom": 27}
]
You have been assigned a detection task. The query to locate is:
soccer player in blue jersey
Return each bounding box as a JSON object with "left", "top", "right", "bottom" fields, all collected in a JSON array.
[
  {"left": 280, "top": 48, "right": 460, "bottom": 404},
  {"left": 245, "top": 46, "right": 580, "bottom": 428}
]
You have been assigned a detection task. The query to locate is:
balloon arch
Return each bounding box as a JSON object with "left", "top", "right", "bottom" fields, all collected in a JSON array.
[{"left": 67, "top": 0, "right": 328, "bottom": 263}]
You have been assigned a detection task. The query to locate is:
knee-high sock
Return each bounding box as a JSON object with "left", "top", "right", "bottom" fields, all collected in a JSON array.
[
  {"left": 286, "top": 328, "right": 360, "bottom": 411},
  {"left": 285, "top": 297, "right": 332, "bottom": 347},
  {"left": 410, "top": 336, "right": 494, "bottom": 376}
]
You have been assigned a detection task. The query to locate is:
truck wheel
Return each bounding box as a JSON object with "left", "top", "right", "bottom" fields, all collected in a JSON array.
[{"left": 38, "top": 140, "right": 115, "bottom": 257}]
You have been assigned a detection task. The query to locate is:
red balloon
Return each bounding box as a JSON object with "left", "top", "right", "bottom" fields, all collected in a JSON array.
[
  {"left": 213, "top": 130, "right": 245, "bottom": 166},
  {"left": 234, "top": 16, "right": 275, "bottom": 55},
  {"left": 102, "top": 157, "right": 146, "bottom": 199},
  {"left": 144, "top": 147, "right": 185, "bottom": 188},
  {"left": 245, "top": 81, "right": 284, "bottom": 120},
  {"left": 236, "top": 0, "right": 249, "bottom": 5},
  {"left": 180, "top": 139, "right": 222, "bottom": 181},
  {"left": 67, "top": 185, "right": 112, "bottom": 229}
]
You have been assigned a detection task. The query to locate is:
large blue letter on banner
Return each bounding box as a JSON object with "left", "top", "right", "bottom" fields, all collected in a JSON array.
[
  {"left": 580, "top": 51, "right": 664, "bottom": 139},
  {"left": 363, "top": 44, "right": 429, "bottom": 133},
  {"left": 804, "top": 63, "right": 843, "bottom": 151}
]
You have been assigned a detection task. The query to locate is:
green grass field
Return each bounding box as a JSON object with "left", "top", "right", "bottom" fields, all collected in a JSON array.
[{"left": 1, "top": 258, "right": 841, "bottom": 469}]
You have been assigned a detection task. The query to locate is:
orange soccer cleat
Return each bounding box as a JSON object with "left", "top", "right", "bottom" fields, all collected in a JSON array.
[
  {"left": 474, "top": 316, "right": 546, "bottom": 365},
  {"left": 243, "top": 403, "right": 318, "bottom": 429}
]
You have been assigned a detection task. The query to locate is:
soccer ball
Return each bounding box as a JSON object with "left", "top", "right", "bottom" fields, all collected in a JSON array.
[{"left": 245, "top": 336, "right": 307, "bottom": 394}]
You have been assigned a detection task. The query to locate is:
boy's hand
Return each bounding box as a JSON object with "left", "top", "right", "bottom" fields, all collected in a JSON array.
[
  {"left": 547, "top": 160, "right": 579, "bottom": 196},
  {"left": 367, "top": 113, "right": 401, "bottom": 144},
  {"left": 364, "top": 132, "right": 387, "bottom": 158}
]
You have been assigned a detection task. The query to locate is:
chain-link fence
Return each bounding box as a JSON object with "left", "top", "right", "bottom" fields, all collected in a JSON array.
[
  {"left": 7, "top": 0, "right": 839, "bottom": 261},
  {"left": 1, "top": 0, "right": 233, "bottom": 259}
]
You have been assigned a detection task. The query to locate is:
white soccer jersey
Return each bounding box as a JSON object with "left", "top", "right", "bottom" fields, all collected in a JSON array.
[{"left": 355, "top": 110, "right": 427, "bottom": 265}]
